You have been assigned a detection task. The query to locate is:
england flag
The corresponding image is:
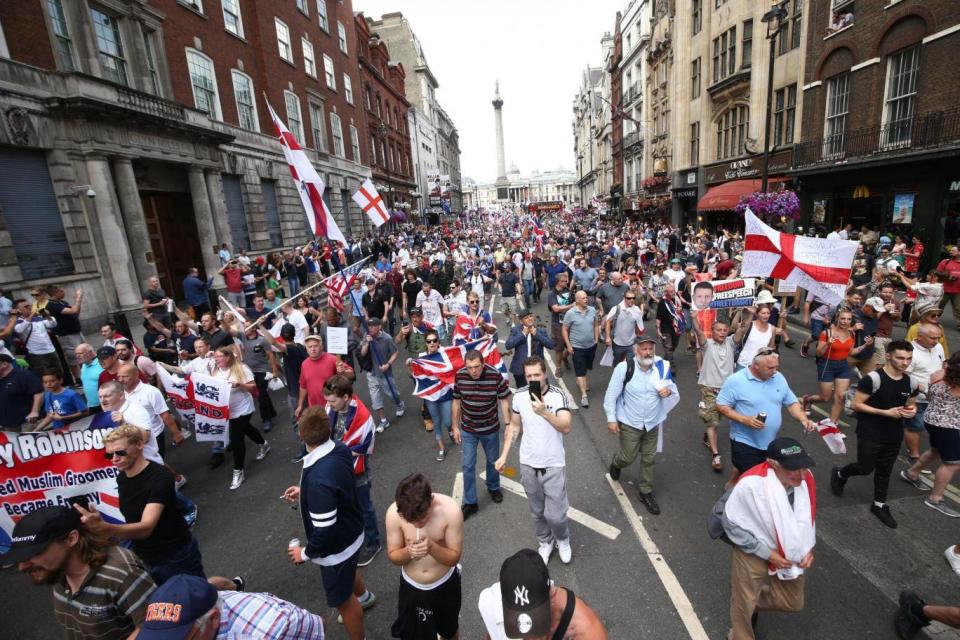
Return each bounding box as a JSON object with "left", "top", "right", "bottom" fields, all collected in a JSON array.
[
  {"left": 353, "top": 178, "right": 389, "bottom": 227},
  {"left": 266, "top": 100, "right": 346, "bottom": 244},
  {"left": 408, "top": 338, "right": 508, "bottom": 401}
]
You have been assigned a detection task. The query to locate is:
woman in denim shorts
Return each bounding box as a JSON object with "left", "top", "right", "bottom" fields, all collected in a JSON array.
[{"left": 802, "top": 310, "right": 873, "bottom": 426}]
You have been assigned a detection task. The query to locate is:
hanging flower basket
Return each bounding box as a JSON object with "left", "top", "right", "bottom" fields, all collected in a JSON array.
[{"left": 735, "top": 189, "right": 801, "bottom": 221}]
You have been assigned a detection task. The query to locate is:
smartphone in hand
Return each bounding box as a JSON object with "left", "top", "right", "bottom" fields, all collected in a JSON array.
[{"left": 529, "top": 379, "right": 543, "bottom": 403}]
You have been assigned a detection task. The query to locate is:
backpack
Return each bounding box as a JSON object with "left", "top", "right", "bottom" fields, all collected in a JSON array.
[{"left": 706, "top": 486, "right": 735, "bottom": 546}]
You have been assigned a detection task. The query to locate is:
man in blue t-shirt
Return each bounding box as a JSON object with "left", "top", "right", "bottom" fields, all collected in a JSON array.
[{"left": 37, "top": 369, "right": 87, "bottom": 430}]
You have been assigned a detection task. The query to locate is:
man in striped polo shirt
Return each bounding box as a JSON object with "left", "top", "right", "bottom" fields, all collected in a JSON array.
[
  {"left": 452, "top": 349, "right": 512, "bottom": 521},
  {"left": 4, "top": 505, "right": 156, "bottom": 639}
]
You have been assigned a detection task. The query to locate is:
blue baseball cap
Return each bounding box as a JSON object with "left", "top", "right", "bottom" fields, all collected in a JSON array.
[{"left": 139, "top": 575, "right": 218, "bottom": 639}]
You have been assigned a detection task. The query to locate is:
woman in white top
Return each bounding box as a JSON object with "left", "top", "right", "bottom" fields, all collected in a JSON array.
[
  {"left": 212, "top": 346, "right": 269, "bottom": 490},
  {"left": 734, "top": 305, "right": 781, "bottom": 370}
]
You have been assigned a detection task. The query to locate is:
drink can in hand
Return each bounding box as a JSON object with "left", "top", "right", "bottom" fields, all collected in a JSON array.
[
  {"left": 289, "top": 538, "right": 301, "bottom": 548},
  {"left": 757, "top": 412, "right": 767, "bottom": 423}
]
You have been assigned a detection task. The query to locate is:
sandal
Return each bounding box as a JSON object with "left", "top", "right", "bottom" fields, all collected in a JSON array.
[{"left": 711, "top": 454, "right": 723, "bottom": 472}]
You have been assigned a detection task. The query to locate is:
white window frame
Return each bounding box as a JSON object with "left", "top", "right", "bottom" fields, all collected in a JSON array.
[
  {"left": 302, "top": 37, "right": 316, "bottom": 77},
  {"left": 323, "top": 54, "right": 336, "bottom": 90},
  {"left": 231, "top": 69, "right": 258, "bottom": 132},
  {"left": 823, "top": 72, "right": 849, "bottom": 159},
  {"left": 275, "top": 18, "right": 292, "bottom": 63},
  {"left": 330, "top": 111, "right": 345, "bottom": 158},
  {"left": 308, "top": 102, "right": 327, "bottom": 152},
  {"left": 296, "top": 0, "right": 309, "bottom": 16},
  {"left": 337, "top": 21, "right": 348, "bottom": 53},
  {"left": 186, "top": 48, "right": 221, "bottom": 119},
  {"left": 343, "top": 73, "right": 353, "bottom": 104},
  {"left": 284, "top": 90, "right": 305, "bottom": 145},
  {"left": 881, "top": 44, "right": 920, "bottom": 148},
  {"left": 349, "top": 124, "right": 360, "bottom": 162},
  {"left": 221, "top": 0, "right": 243, "bottom": 38},
  {"left": 46, "top": 0, "right": 75, "bottom": 70},
  {"left": 316, "top": 0, "right": 328, "bottom": 32},
  {"left": 91, "top": 7, "right": 128, "bottom": 85}
]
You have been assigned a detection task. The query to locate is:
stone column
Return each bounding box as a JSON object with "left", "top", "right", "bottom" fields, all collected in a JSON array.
[
  {"left": 492, "top": 82, "right": 507, "bottom": 182},
  {"left": 204, "top": 169, "right": 233, "bottom": 250},
  {"left": 85, "top": 154, "right": 141, "bottom": 309},
  {"left": 111, "top": 157, "right": 156, "bottom": 288},
  {"left": 188, "top": 167, "right": 224, "bottom": 288}
]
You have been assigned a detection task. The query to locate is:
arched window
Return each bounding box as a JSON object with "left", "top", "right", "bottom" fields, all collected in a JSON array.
[{"left": 186, "top": 48, "right": 220, "bottom": 119}]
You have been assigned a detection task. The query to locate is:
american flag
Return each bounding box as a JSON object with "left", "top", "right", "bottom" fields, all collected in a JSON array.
[
  {"left": 409, "top": 338, "right": 507, "bottom": 401},
  {"left": 324, "top": 258, "right": 368, "bottom": 313},
  {"left": 326, "top": 394, "right": 375, "bottom": 475}
]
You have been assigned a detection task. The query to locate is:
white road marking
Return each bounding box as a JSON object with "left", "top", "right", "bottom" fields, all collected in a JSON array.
[
  {"left": 488, "top": 293, "right": 496, "bottom": 316},
  {"left": 605, "top": 474, "right": 710, "bottom": 640},
  {"left": 480, "top": 473, "right": 621, "bottom": 541},
  {"left": 452, "top": 472, "right": 463, "bottom": 505}
]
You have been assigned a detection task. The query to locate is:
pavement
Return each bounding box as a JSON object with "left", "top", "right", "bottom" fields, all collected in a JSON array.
[{"left": 2, "top": 295, "right": 959, "bottom": 639}]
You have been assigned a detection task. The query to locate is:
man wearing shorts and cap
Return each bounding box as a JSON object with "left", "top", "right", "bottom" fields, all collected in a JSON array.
[
  {"left": 3, "top": 505, "right": 157, "bottom": 639},
  {"left": 477, "top": 549, "right": 607, "bottom": 639}
]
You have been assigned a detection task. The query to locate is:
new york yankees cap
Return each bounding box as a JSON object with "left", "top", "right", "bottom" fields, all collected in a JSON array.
[{"left": 500, "top": 548, "right": 552, "bottom": 637}]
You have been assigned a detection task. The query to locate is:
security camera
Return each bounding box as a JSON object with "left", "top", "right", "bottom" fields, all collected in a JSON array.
[{"left": 86, "top": 188, "right": 96, "bottom": 198}]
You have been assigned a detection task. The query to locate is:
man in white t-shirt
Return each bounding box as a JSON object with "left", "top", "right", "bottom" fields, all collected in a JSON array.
[
  {"left": 495, "top": 356, "right": 573, "bottom": 566},
  {"left": 416, "top": 280, "right": 446, "bottom": 334},
  {"left": 270, "top": 302, "right": 310, "bottom": 344},
  {"left": 117, "top": 364, "right": 184, "bottom": 457}
]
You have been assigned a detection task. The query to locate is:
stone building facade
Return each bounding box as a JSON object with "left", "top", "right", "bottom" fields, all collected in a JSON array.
[{"left": 0, "top": 0, "right": 375, "bottom": 329}]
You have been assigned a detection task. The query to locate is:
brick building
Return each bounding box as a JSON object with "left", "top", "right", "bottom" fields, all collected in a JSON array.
[
  {"left": 354, "top": 14, "right": 415, "bottom": 212},
  {"left": 792, "top": 0, "right": 960, "bottom": 266},
  {"left": 0, "top": 0, "right": 376, "bottom": 329}
]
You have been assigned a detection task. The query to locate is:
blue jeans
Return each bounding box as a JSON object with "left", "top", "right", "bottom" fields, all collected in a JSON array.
[
  {"left": 175, "top": 491, "right": 196, "bottom": 515},
  {"left": 461, "top": 430, "right": 500, "bottom": 505},
  {"left": 355, "top": 476, "right": 380, "bottom": 548},
  {"left": 523, "top": 279, "right": 534, "bottom": 306},
  {"left": 287, "top": 276, "right": 300, "bottom": 297},
  {"left": 426, "top": 399, "right": 453, "bottom": 443},
  {"left": 146, "top": 535, "right": 205, "bottom": 586}
]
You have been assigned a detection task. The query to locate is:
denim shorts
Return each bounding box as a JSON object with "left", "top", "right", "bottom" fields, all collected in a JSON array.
[
  {"left": 927, "top": 423, "right": 960, "bottom": 464},
  {"left": 905, "top": 402, "right": 927, "bottom": 433},
  {"left": 816, "top": 358, "right": 851, "bottom": 382}
]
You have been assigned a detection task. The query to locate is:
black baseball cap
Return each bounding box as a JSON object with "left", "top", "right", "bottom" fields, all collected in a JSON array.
[
  {"left": 1, "top": 506, "right": 81, "bottom": 564},
  {"left": 520, "top": 309, "right": 535, "bottom": 318},
  {"left": 409, "top": 307, "right": 423, "bottom": 316},
  {"left": 634, "top": 335, "right": 656, "bottom": 346},
  {"left": 139, "top": 575, "right": 218, "bottom": 639},
  {"left": 766, "top": 437, "right": 816, "bottom": 470},
  {"left": 500, "top": 549, "right": 552, "bottom": 637},
  {"left": 97, "top": 346, "right": 117, "bottom": 358}
]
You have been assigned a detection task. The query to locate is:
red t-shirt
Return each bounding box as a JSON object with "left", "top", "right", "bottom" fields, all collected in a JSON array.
[
  {"left": 938, "top": 258, "right": 960, "bottom": 294},
  {"left": 222, "top": 268, "right": 243, "bottom": 293},
  {"left": 299, "top": 355, "right": 353, "bottom": 406},
  {"left": 715, "top": 260, "right": 736, "bottom": 279},
  {"left": 904, "top": 242, "right": 923, "bottom": 274}
]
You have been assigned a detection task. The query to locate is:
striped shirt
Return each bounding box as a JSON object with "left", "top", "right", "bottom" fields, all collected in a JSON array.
[
  {"left": 217, "top": 590, "right": 325, "bottom": 638},
  {"left": 453, "top": 364, "right": 511, "bottom": 434},
  {"left": 53, "top": 545, "right": 156, "bottom": 640}
]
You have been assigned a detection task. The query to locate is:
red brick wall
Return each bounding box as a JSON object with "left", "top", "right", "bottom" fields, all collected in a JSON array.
[{"left": 1, "top": 0, "right": 56, "bottom": 70}]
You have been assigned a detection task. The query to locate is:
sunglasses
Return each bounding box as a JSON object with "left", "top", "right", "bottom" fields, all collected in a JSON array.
[
  {"left": 469, "top": 300, "right": 479, "bottom": 304},
  {"left": 103, "top": 449, "right": 130, "bottom": 460},
  {"left": 756, "top": 348, "right": 780, "bottom": 358},
  {"left": 426, "top": 338, "right": 439, "bottom": 344},
  {"left": 624, "top": 296, "right": 636, "bottom": 300}
]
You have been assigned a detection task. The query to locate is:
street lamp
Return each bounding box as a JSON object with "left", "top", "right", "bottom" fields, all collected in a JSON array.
[{"left": 761, "top": 0, "right": 790, "bottom": 193}]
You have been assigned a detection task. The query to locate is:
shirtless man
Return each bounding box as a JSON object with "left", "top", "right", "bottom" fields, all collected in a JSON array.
[
  {"left": 479, "top": 549, "right": 608, "bottom": 640},
  {"left": 385, "top": 473, "right": 464, "bottom": 640}
]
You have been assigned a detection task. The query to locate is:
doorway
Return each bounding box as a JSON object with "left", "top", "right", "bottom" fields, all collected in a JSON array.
[{"left": 141, "top": 191, "right": 204, "bottom": 300}]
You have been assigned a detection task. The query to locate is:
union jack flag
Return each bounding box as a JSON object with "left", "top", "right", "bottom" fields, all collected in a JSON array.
[
  {"left": 531, "top": 215, "right": 545, "bottom": 252},
  {"left": 409, "top": 338, "right": 507, "bottom": 401},
  {"left": 324, "top": 258, "right": 368, "bottom": 313},
  {"left": 452, "top": 310, "right": 495, "bottom": 345},
  {"left": 326, "top": 394, "right": 376, "bottom": 475}
]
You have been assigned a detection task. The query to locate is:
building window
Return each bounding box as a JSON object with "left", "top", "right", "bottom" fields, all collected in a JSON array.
[
  {"left": 302, "top": 38, "right": 316, "bottom": 77},
  {"left": 231, "top": 70, "right": 258, "bottom": 131},
  {"left": 284, "top": 90, "right": 304, "bottom": 145},
  {"left": 773, "top": 84, "right": 796, "bottom": 147},
  {"left": 381, "top": 141, "right": 388, "bottom": 169},
  {"left": 295, "top": 0, "right": 308, "bottom": 15},
  {"left": 323, "top": 54, "right": 336, "bottom": 90},
  {"left": 741, "top": 20, "right": 752, "bottom": 69},
  {"left": 275, "top": 18, "right": 292, "bottom": 63},
  {"left": 181, "top": 0, "right": 203, "bottom": 12},
  {"left": 309, "top": 102, "right": 327, "bottom": 152},
  {"left": 883, "top": 45, "right": 920, "bottom": 147},
  {"left": 316, "top": 0, "right": 328, "bottom": 31},
  {"left": 371, "top": 137, "right": 378, "bottom": 165},
  {"left": 792, "top": 0, "right": 802, "bottom": 49},
  {"left": 692, "top": 0, "right": 702, "bottom": 35},
  {"left": 142, "top": 28, "right": 161, "bottom": 95},
  {"left": 91, "top": 8, "right": 127, "bottom": 85},
  {"left": 364, "top": 88, "right": 372, "bottom": 110},
  {"left": 330, "top": 112, "right": 344, "bottom": 158},
  {"left": 823, "top": 72, "right": 849, "bottom": 157},
  {"left": 715, "top": 0, "right": 727, "bottom": 6},
  {"left": 691, "top": 57, "right": 701, "bottom": 98},
  {"left": 343, "top": 74, "right": 353, "bottom": 104},
  {"left": 337, "top": 21, "right": 347, "bottom": 53},
  {"left": 626, "top": 159, "right": 633, "bottom": 192},
  {"left": 690, "top": 121, "right": 700, "bottom": 164},
  {"left": 716, "top": 105, "right": 749, "bottom": 159},
  {"left": 779, "top": 0, "right": 801, "bottom": 55},
  {"left": 349, "top": 124, "right": 360, "bottom": 162},
  {"left": 186, "top": 49, "right": 220, "bottom": 118},
  {"left": 47, "top": 0, "right": 75, "bottom": 71},
  {"left": 712, "top": 26, "right": 736, "bottom": 84},
  {"left": 221, "top": 0, "right": 243, "bottom": 37}
]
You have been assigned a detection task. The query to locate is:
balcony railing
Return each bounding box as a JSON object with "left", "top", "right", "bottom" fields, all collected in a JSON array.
[
  {"left": 623, "top": 131, "right": 640, "bottom": 148},
  {"left": 793, "top": 108, "right": 960, "bottom": 169},
  {"left": 117, "top": 87, "right": 185, "bottom": 121}
]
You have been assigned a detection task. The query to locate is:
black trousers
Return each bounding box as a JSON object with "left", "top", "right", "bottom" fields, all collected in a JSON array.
[
  {"left": 253, "top": 372, "right": 277, "bottom": 422},
  {"left": 839, "top": 436, "right": 900, "bottom": 503},
  {"left": 229, "top": 413, "right": 265, "bottom": 471}
]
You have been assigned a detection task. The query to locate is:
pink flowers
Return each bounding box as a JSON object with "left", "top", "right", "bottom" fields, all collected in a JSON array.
[{"left": 735, "top": 189, "right": 801, "bottom": 221}]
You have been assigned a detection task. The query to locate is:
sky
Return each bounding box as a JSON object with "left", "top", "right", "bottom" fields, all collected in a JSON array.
[{"left": 355, "top": 0, "right": 624, "bottom": 183}]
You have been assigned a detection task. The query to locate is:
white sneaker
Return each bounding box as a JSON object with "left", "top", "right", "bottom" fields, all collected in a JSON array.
[
  {"left": 945, "top": 545, "right": 960, "bottom": 576},
  {"left": 395, "top": 402, "right": 406, "bottom": 418},
  {"left": 557, "top": 538, "right": 572, "bottom": 564},
  {"left": 174, "top": 475, "right": 187, "bottom": 491},
  {"left": 538, "top": 541, "right": 553, "bottom": 566},
  {"left": 581, "top": 394, "right": 589, "bottom": 408},
  {"left": 376, "top": 419, "right": 389, "bottom": 433},
  {"left": 256, "top": 441, "right": 271, "bottom": 460},
  {"left": 229, "top": 470, "right": 244, "bottom": 490}
]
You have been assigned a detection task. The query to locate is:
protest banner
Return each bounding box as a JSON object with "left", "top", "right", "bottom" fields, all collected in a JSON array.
[
  {"left": 0, "top": 429, "right": 124, "bottom": 554},
  {"left": 156, "top": 366, "right": 195, "bottom": 426},
  {"left": 774, "top": 279, "right": 799, "bottom": 296},
  {"left": 689, "top": 277, "right": 757, "bottom": 311},
  {"left": 190, "top": 373, "right": 231, "bottom": 444}
]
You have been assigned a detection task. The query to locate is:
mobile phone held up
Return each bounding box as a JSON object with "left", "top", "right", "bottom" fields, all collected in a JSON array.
[{"left": 529, "top": 379, "right": 543, "bottom": 403}]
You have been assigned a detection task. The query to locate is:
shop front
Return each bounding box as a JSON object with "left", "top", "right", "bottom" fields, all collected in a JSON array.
[
  {"left": 697, "top": 150, "right": 793, "bottom": 231},
  {"left": 672, "top": 168, "right": 700, "bottom": 229}
]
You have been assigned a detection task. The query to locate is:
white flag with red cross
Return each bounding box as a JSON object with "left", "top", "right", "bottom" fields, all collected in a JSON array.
[
  {"left": 353, "top": 179, "right": 389, "bottom": 227},
  {"left": 265, "top": 100, "right": 346, "bottom": 244}
]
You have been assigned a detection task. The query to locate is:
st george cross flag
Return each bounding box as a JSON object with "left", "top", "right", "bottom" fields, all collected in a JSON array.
[
  {"left": 353, "top": 178, "right": 389, "bottom": 227},
  {"left": 324, "top": 257, "right": 368, "bottom": 312},
  {"left": 325, "top": 394, "right": 375, "bottom": 475},
  {"left": 266, "top": 101, "right": 346, "bottom": 244},
  {"left": 409, "top": 338, "right": 508, "bottom": 401},
  {"left": 741, "top": 209, "right": 857, "bottom": 305}
]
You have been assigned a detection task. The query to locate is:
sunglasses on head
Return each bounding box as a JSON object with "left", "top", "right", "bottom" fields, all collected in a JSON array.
[
  {"left": 756, "top": 348, "right": 779, "bottom": 358},
  {"left": 103, "top": 449, "right": 130, "bottom": 460}
]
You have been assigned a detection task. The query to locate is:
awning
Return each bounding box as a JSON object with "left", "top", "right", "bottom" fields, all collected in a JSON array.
[{"left": 697, "top": 178, "right": 788, "bottom": 212}]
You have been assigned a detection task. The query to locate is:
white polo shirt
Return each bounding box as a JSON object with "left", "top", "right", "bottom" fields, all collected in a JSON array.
[
  {"left": 123, "top": 382, "right": 168, "bottom": 437},
  {"left": 511, "top": 385, "right": 570, "bottom": 468},
  {"left": 117, "top": 400, "right": 163, "bottom": 465},
  {"left": 908, "top": 341, "right": 946, "bottom": 395}
]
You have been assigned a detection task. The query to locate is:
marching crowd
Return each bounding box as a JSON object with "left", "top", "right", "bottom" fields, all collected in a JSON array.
[{"left": 2, "top": 208, "right": 960, "bottom": 640}]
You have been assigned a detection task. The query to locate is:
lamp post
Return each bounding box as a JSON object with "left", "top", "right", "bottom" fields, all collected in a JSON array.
[{"left": 760, "top": 1, "right": 790, "bottom": 193}]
